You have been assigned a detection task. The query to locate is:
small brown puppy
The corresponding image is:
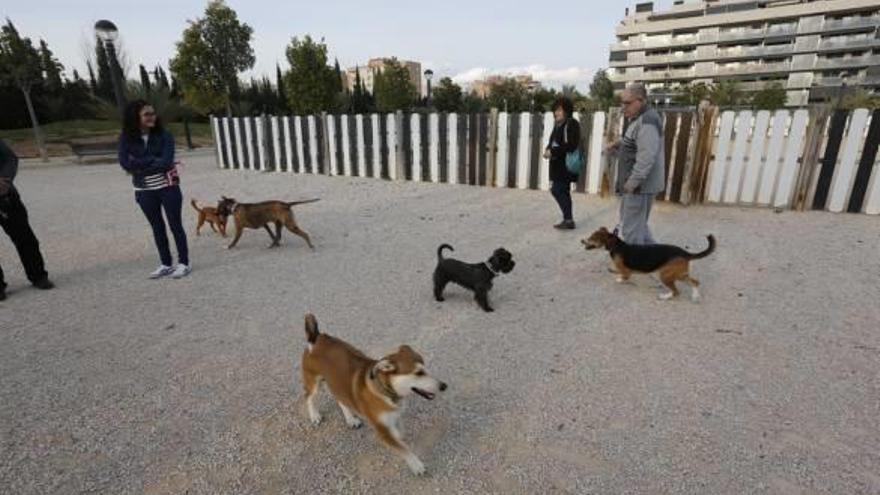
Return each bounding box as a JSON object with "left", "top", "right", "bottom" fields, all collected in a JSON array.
[
  {"left": 190, "top": 199, "right": 228, "bottom": 237},
  {"left": 221, "top": 196, "right": 318, "bottom": 250},
  {"left": 582, "top": 227, "right": 715, "bottom": 301},
  {"left": 300, "top": 314, "right": 447, "bottom": 475}
]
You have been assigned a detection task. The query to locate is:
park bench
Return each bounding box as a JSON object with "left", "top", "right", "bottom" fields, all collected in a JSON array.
[{"left": 69, "top": 139, "right": 118, "bottom": 163}]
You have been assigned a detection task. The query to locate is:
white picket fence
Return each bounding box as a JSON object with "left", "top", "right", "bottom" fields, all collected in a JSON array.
[{"left": 211, "top": 107, "right": 880, "bottom": 214}]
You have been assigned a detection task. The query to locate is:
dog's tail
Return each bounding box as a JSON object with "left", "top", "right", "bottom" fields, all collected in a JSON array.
[
  {"left": 304, "top": 313, "right": 320, "bottom": 350},
  {"left": 687, "top": 235, "right": 716, "bottom": 260},
  {"left": 285, "top": 198, "right": 321, "bottom": 208},
  {"left": 437, "top": 243, "right": 454, "bottom": 260},
  {"left": 190, "top": 199, "right": 203, "bottom": 212}
]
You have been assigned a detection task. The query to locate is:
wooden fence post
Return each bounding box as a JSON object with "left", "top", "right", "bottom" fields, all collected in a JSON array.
[
  {"left": 487, "top": 108, "right": 499, "bottom": 187},
  {"left": 686, "top": 103, "right": 719, "bottom": 205},
  {"left": 792, "top": 106, "right": 830, "bottom": 210}
]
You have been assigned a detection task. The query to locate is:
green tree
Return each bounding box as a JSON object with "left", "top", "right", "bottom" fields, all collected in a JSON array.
[
  {"left": 275, "top": 63, "right": 288, "bottom": 113},
  {"left": 709, "top": 80, "right": 742, "bottom": 107},
  {"left": 332, "top": 58, "right": 344, "bottom": 94},
  {"left": 153, "top": 65, "right": 170, "bottom": 90},
  {"left": 170, "top": 0, "right": 255, "bottom": 115},
  {"left": 373, "top": 58, "right": 416, "bottom": 112},
  {"left": 462, "top": 91, "right": 486, "bottom": 112},
  {"left": 431, "top": 77, "right": 462, "bottom": 112},
  {"left": 350, "top": 67, "right": 373, "bottom": 114},
  {"left": 283, "top": 35, "right": 337, "bottom": 114},
  {"left": 38, "top": 39, "right": 63, "bottom": 94},
  {"left": 139, "top": 64, "right": 152, "bottom": 96},
  {"left": 841, "top": 88, "right": 880, "bottom": 110},
  {"left": 94, "top": 36, "right": 115, "bottom": 100},
  {"left": 0, "top": 19, "right": 47, "bottom": 160},
  {"left": 750, "top": 82, "right": 787, "bottom": 110},
  {"left": 87, "top": 61, "right": 98, "bottom": 95},
  {"left": 589, "top": 69, "right": 617, "bottom": 110},
  {"left": 672, "top": 82, "right": 711, "bottom": 106},
  {"left": 532, "top": 86, "right": 558, "bottom": 111},
  {"left": 486, "top": 77, "right": 530, "bottom": 112}
]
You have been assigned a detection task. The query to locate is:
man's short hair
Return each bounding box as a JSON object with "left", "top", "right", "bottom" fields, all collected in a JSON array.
[{"left": 625, "top": 83, "right": 648, "bottom": 101}]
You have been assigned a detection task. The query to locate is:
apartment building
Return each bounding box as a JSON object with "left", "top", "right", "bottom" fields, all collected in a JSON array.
[
  {"left": 469, "top": 74, "right": 541, "bottom": 98},
  {"left": 608, "top": 0, "right": 880, "bottom": 106},
  {"left": 344, "top": 58, "right": 423, "bottom": 95}
]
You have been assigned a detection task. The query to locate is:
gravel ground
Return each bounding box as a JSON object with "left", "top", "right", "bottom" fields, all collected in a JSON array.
[{"left": 1, "top": 152, "right": 878, "bottom": 495}]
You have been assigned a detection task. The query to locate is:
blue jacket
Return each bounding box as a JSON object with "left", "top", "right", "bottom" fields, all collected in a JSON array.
[{"left": 117, "top": 130, "right": 175, "bottom": 189}]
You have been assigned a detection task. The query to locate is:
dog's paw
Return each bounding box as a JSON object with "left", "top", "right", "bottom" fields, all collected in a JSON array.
[
  {"left": 308, "top": 412, "right": 323, "bottom": 425},
  {"left": 435, "top": 297, "right": 445, "bottom": 302},
  {"left": 406, "top": 455, "right": 426, "bottom": 475},
  {"left": 483, "top": 307, "right": 494, "bottom": 312},
  {"left": 345, "top": 416, "right": 363, "bottom": 429},
  {"left": 615, "top": 276, "right": 626, "bottom": 283},
  {"left": 658, "top": 291, "right": 676, "bottom": 301},
  {"left": 691, "top": 288, "right": 701, "bottom": 302}
]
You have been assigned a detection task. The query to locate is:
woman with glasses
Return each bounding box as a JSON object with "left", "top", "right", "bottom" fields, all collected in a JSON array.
[{"left": 118, "top": 100, "right": 191, "bottom": 279}]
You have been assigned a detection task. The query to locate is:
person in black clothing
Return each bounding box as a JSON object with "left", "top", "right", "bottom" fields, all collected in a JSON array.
[
  {"left": 0, "top": 139, "right": 54, "bottom": 301},
  {"left": 543, "top": 97, "right": 581, "bottom": 230}
]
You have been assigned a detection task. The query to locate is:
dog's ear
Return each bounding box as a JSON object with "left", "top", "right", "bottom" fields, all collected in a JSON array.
[
  {"left": 599, "top": 227, "right": 608, "bottom": 233},
  {"left": 374, "top": 359, "right": 396, "bottom": 373}
]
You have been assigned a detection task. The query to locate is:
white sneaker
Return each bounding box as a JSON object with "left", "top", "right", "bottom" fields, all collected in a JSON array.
[
  {"left": 149, "top": 265, "right": 174, "bottom": 279},
  {"left": 171, "top": 263, "right": 192, "bottom": 279}
]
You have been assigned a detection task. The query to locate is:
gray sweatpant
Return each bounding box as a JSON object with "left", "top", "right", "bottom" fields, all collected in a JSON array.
[{"left": 618, "top": 194, "right": 656, "bottom": 245}]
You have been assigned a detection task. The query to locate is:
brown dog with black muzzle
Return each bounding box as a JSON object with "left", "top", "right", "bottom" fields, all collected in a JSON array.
[
  {"left": 220, "top": 196, "right": 318, "bottom": 250},
  {"left": 300, "top": 314, "right": 447, "bottom": 475}
]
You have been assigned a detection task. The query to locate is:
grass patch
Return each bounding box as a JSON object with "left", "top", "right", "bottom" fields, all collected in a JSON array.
[{"left": 0, "top": 119, "right": 214, "bottom": 158}]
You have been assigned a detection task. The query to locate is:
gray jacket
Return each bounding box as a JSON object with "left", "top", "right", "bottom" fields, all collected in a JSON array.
[{"left": 615, "top": 107, "right": 665, "bottom": 195}]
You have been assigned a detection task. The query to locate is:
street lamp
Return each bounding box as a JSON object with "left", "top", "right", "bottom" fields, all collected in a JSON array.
[
  {"left": 94, "top": 19, "right": 127, "bottom": 116},
  {"left": 424, "top": 69, "right": 434, "bottom": 105}
]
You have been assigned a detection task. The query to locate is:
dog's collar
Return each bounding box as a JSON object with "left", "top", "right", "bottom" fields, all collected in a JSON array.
[
  {"left": 368, "top": 367, "right": 400, "bottom": 403},
  {"left": 483, "top": 262, "right": 500, "bottom": 275}
]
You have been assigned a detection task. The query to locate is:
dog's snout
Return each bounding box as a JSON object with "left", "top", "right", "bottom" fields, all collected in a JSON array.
[{"left": 439, "top": 381, "right": 448, "bottom": 392}]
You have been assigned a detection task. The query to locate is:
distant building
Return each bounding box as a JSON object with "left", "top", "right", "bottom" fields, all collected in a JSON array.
[
  {"left": 344, "top": 58, "right": 423, "bottom": 95},
  {"left": 469, "top": 74, "right": 541, "bottom": 98},
  {"left": 608, "top": 0, "right": 880, "bottom": 106}
]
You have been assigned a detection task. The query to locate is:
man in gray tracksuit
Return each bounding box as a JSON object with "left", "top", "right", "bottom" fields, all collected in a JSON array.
[{"left": 613, "top": 83, "right": 665, "bottom": 245}]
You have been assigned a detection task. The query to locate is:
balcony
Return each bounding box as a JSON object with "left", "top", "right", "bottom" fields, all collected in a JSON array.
[
  {"left": 716, "top": 61, "right": 791, "bottom": 76},
  {"left": 822, "top": 16, "right": 880, "bottom": 31},
  {"left": 736, "top": 81, "right": 784, "bottom": 92},
  {"left": 640, "top": 67, "right": 697, "bottom": 81},
  {"left": 815, "top": 54, "right": 880, "bottom": 70},
  {"left": 814, "top": 75, "right": 880, "bottom": 87},
  {"left": 716, "top": 44, "right": 794, "bottom": 59},
  {"left": 818, "top": 36, "right": 880, "bottom": 51},
  {"left": 764, "top": 24, "right": 797, "bottom": 37},
  {"left": 718, "top": 28, "right": 766, "bottom": 43},
  {"left": 644, "top": 51, "right": 697, "bottom": 64}
]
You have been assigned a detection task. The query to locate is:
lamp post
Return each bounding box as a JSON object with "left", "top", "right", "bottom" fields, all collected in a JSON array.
[
  {"left": 424, "top": 69, "right": 434, "bottom": 106},
  {"left": 94, "top": 20, "right": 127, "bottom": 116}
]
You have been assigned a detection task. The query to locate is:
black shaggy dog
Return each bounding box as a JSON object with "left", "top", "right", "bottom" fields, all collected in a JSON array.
[{"left": 433, "top": 244, "right": 515, "bottom": 312}]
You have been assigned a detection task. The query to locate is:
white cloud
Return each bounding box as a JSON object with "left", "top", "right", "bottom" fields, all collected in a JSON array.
[{"left": 450, "top": 65, "right": 595, "bottom": 89}]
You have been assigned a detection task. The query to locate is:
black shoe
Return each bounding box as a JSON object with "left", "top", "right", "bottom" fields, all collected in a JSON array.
[
  {"left": 0, "top": 288, "right": 6, "bottom": 301},
  {"left": 553, "top": 220, "right": 575, "bottom": 230},
  {"left": 32, "top": 278, "right": 54, "bottom": 290}
]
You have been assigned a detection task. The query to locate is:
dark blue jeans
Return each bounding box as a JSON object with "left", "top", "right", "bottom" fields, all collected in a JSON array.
[
  {"left": 550, "top": 180, "right": 573, "bottom": 222},
  {"left": 135, "top": 185, "right": 189, "bottom": 266}
]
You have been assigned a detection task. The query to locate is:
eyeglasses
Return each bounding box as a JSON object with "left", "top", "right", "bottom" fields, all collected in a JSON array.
[
  {"left": 142, "top": 112, "right": 156, "bottom": 117},
  {"left": 621, "top": 99, "right": 637, "bottom": 106}
]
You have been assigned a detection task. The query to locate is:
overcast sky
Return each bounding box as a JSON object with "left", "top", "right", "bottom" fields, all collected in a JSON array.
[{"left": 2, "top": 0, "right": 675, "bottom": 91}]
